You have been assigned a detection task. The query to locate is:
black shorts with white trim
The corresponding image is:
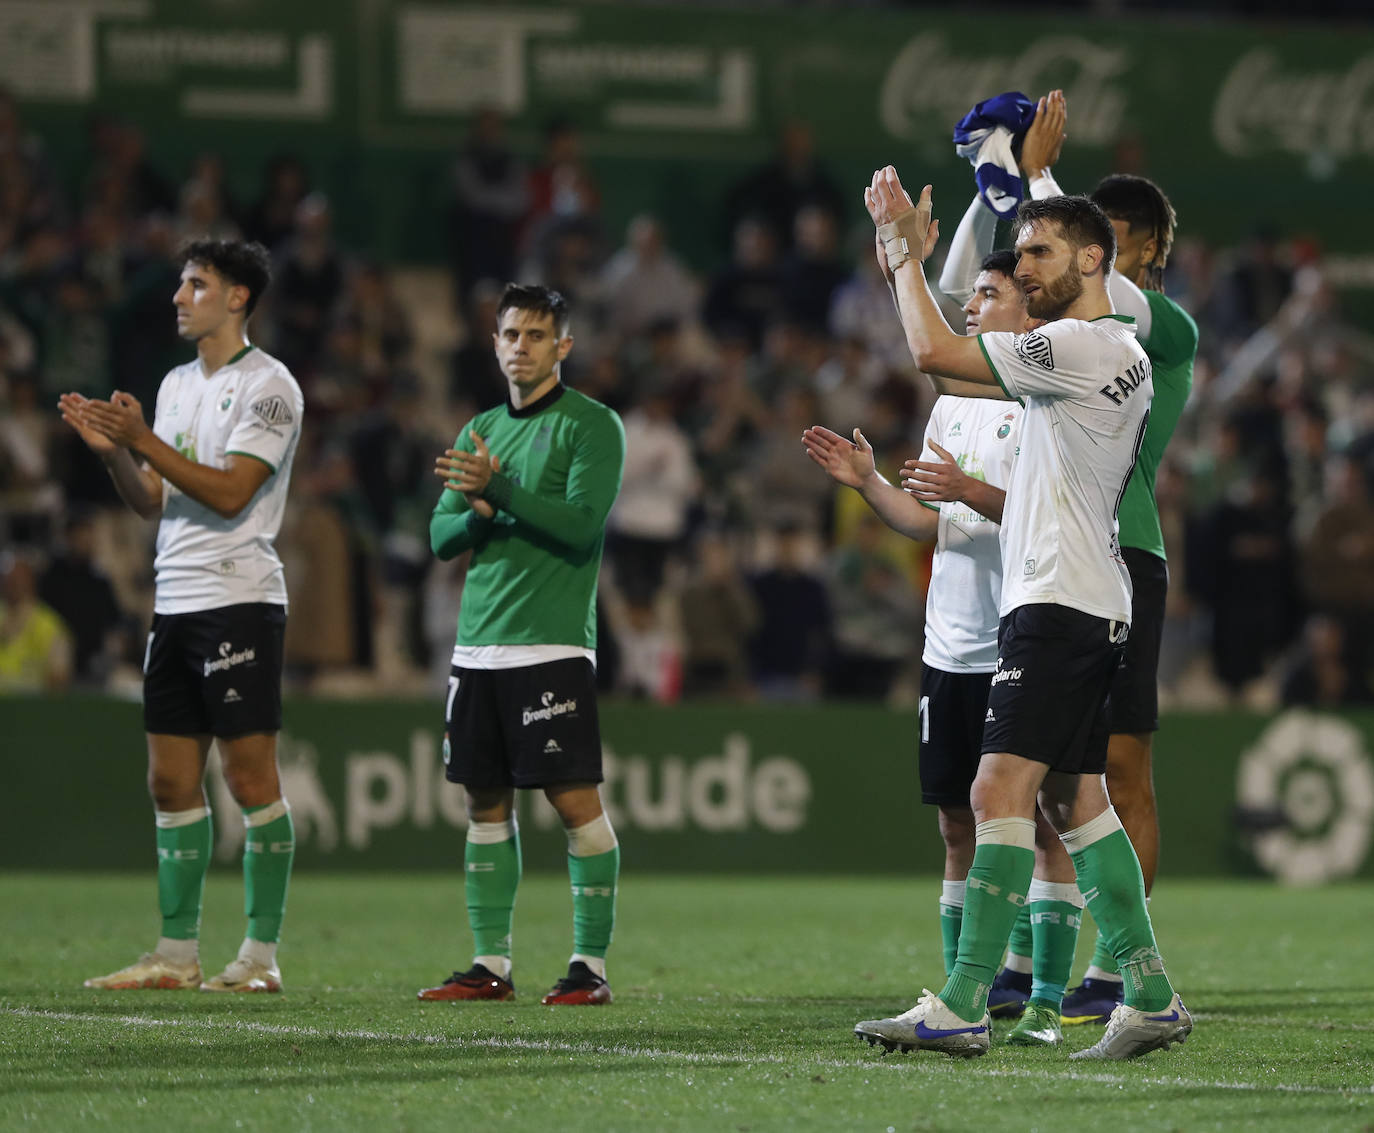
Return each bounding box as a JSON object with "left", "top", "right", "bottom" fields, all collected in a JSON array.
[
  {"left": 980, "top": 603, "right": 1125, "bottom": 775},
  {"left": 443, "top": 657, "right": 604, "bottom": 790}
]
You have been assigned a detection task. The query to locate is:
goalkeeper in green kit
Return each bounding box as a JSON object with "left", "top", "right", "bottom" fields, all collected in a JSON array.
[{"left": 419, "top": 283, "right": 626, "bottom": 1006}]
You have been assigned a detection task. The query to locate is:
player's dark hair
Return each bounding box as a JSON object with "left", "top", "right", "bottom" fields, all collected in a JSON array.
[
  {"left": 179, "top": 239, "right": 273, "bottom": 317},
  {"left": 1091, "top": 174, "right": 1177, "bottom": 291},
  {"left": 980, "top": 249, "right": 1020, "bottom": 280},
  {"left": 498, "top": 283, "right": 571, "bottom": 336},
  {"left": 1015, "top": 195, "right": 1117, "bottom": 275}
]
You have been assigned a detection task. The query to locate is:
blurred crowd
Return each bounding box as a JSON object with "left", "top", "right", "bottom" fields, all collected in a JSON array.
[{"left": 3, "top": 90, "right": 1373, "bottom": 711}]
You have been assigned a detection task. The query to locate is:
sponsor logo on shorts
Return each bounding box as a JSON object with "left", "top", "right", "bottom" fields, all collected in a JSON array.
[
  {"left": 205, "top": 641, "right": 256, "bottom": 676},
  {"left": 985, "top": 708, "right": 996, "bottom": 722},
  {"left": 223, "top": 687, "right": 241, "bottom": 703},
  {"left": 543, "top": 738, "right": 563, "bottom": 753},
  {"left": 990, "top": 660, "right": 1024, "bottom": 686},
  {"left": 522, "top": 690, "right": 578, "bottom": 726}
]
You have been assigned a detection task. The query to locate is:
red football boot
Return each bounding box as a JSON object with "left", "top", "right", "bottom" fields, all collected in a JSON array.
[
  {"left": 417, "top": 964, "right": 514, "bottom": 1001},
  {"left": 541, "top": 961, "right": 613, "bottom": 1005}
]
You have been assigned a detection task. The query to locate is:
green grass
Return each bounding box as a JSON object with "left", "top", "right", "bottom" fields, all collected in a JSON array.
[{"left": 2, "top": 873, "right": 1372, "bottom": 1132}]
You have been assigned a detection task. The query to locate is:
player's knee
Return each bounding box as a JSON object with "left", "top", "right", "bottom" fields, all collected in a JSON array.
[
  {"left": 147, "top": 768, "right": 199, "bottom": 811},
  {"left": 1105, "top": 736, "right": 1154, "bottom": 802},
  {"left": 937, "top": 805, "right": 976, "bottom": 853}
]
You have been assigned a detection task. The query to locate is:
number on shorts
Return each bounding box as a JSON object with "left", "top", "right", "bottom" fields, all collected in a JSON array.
[
  {"left": 445, "top": 675, "right": 460, "bottom": 722},
  {"left": 919, "top": 694, "right": 930, "bottom": 743},
  {"left": 143, "top": 631, "right": 154, "bottom": 675}
]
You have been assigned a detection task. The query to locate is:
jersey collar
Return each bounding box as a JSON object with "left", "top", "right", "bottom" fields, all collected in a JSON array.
[
  {"left": 1091, "top": 314, "right": 1136, "bottom": 324},
  {"left": 508, "top": 382, "right": 566, "bottom": 418}
]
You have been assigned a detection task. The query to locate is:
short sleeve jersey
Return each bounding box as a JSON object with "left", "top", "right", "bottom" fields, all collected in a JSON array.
[
  {"left": 977, "top": 316, "right": 1153, "bottom": 624},
  {"left": 1118, "top": 291, "right": 1197, "bottom": 559},
  {"left": 919, "top": 396, "right": 1020, "bottom": 673},
  {"left": 151, "top": 346, "right": 304, "bottom": 614}
]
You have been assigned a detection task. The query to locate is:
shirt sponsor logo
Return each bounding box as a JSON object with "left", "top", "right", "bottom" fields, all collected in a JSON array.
[
  {"left": 1014, "top": 331, "right": 1055, "bottom": 370},
  {"left": 205, "top": 641, "right": 256, "bottom": 676},
  {"left": 251, "top": 395, "right": 294, "bottom": 426},
  {"left": 522, "top": 690, "right": 578, "bottom": 726}
]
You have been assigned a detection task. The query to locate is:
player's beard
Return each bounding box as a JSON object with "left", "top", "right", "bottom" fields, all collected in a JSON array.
[{"left": 1026, "top": 260, "right": 1083, "bottom": 320}]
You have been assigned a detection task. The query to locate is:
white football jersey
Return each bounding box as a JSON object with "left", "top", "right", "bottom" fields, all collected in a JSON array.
[
  {"left": 920, "top": 396, "right": 1020, "bottom": 673},
  {"left": 978, "top": 316, "right": 1152, "bottom": 624},
  {"left": 150, "top": 345, "right": 303, "bottom": 614}
]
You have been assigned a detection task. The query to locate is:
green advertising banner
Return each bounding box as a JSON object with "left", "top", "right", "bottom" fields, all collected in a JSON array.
[
  {"left": 4, "top": 697, "right": 1373, "bottom": 882},
  {"left": 7, "top": 0, "right": 1374, "bottom": 276}
]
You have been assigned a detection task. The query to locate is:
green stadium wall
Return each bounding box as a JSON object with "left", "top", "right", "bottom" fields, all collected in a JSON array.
[
  {"left": 5, "top": 697, "right": 1373, "bottom": 883},
  {"left": 10, "top": 0, "right": 1374, "bottom": 297}
]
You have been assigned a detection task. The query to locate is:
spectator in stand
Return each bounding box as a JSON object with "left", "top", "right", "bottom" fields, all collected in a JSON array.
[
  {"left": 829, "top": 239, "right": 915, "bottom": 372},
  {"left": 596, "top": 214, "right": 698, "bottom": 345},
  {"left": 703, "top": 217, "right": 784, "bottom": 352},
  {"left": 608, "top": 382, "right": 700, "bottom": 604},
  {"left": 676, "top": 531, "right": 758, "bottom": 699},
  {"left": 526, "top": 118, "right": 601, "bottom": 240},
  {"left": 1299, "top": 452, "right": 1374, "bottom": 675},
  {"left": 39, "top": 267, "right": 109, "bottom": 401},
  {"left": 0, "top": 551, "right": 72, "bottom": 693},
  {"left": 37, "top": 508, "right": 126, "bottom": 686},
  {"left": 824, "top": 512, "right": 921, "bottom": 700},
  {"left": 780, "top": 205, "right": 848, "bottom": 328},
  {"left": 449, "top": 107, "right": 527, "bottom": 305},
  {"left": 1279, "top": 614, "right": 1370, "bottom": 709},
  {"left": 243, "top": 155, "right": 310, "bottom": 251},
  {"left": 85, "top": 121, "right": 175, "bottom": 219},
  {"left": 747, "top": 522, "right": 831, "bottom": 701},
  {"left": 0, "top": 85, "right": 66, "bottom": 242},
  {"left": 722, "top": 119, "right": 844, "bottom": 253},
  {"left": 1212, "top": 225, "right": 1293, "bottom": 343},
  {"left": 0, "top": 373, "right": 61, "bottom": 544},
  {"left": 334, "top": 260, "right": 414, "bottom": 378},
  {"left": 1191, "top": 463, "right": 1300, "bottom": 697},
  {"left": 450, "top": 279, "right": 508, "bottom": 412},
  {"left": 270, "top": 193, "right": 346, "bottom": 378}
]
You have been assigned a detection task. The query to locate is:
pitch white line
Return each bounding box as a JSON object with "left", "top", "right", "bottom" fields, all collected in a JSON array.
[{"left": 5, "top": 1008, "right": 1372, "bottom": 1098}]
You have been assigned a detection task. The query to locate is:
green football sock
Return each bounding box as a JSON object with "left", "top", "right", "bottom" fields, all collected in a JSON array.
[
  {"left": 243, "top": 801, "right": 295, "bottom": 944},
  {"left": 1087, "top": 919, "right": 1120, "bottom": 976},
  {"left": 1006, "top": 902, "right": 1033, "bottom": 963},
  {"left": 466, "top": 822, "right": 522, "bottom": 960},
  {"left": 939, "top": 881, "right": 965, "bottom": 977},
  {"left": 1063, "top": 811, "right": 1173, "bottom": 1012},
  {"left": 1026, "top": 880, "right": 1084, "bottom": 1010},
  {"left": 940, "top": 818, "right": 1035, "bottom": 1022},
  {"left": 155, "top": 808, "right": 212, "bottom": 940},
  {"left": 569, "top": 847, "right": 619, "bottom": 958}
]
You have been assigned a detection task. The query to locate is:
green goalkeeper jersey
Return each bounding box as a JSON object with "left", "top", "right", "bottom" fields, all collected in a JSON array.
[
  {"left": 1118, "top": 290, "right": 1198, "bottom": 560},
  {"left": 430, "top": 384, "right": 625, "bottom": 649}
]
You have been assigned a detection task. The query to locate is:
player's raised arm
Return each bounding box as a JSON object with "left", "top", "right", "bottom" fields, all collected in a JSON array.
[
  {"left": 58, "top": 392, "right": 164, "bottom": 519},
  {"left": 802, "top": 425, "right": 937, "bottom": 541},
  {"left": 77, "top": 390, "right": 271, "bottom": 520},
  {"left": 865, "top": 168, "right": 1009, "bottom": 401}
]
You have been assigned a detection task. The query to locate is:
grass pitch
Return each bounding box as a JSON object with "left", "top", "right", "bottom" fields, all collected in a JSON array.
[{"left": 2, "top": 873, "right": 1372, "bottom": 1132}]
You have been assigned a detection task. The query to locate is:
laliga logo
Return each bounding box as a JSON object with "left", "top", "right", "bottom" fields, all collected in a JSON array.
[{"left": 1237, "top": 710, "right": 1374, "bottom": 884}]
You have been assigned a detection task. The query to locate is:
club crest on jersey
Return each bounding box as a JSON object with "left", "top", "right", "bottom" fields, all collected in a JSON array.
[
  {"left": 251, "top": 395, "right": 294, "bottom": 426},
  {"left": 220, "top": 396, "right": 233, "bottom": 411},
  {"left": 997, "top": 414, "right": 1013, "bottom": 439},
  {"left": 1014, "top": 331, "right": 1054, "bottom": 371}
]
